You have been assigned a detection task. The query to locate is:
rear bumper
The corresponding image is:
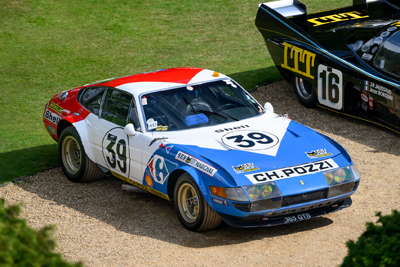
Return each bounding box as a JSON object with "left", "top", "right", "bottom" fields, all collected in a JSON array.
[{"left": 218, "top": 197, "right": 352, "bottom": 228}]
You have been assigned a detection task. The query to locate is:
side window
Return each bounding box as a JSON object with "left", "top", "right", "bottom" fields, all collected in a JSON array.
[
  {"left": 80, "top": 87, "right": 107, "bottom": 116},
  {"left": 128, "top": 101, "right": 141, "bottom": 130},
  {"left": 101, "top": 88, "right": 132, "bottom": 127}
]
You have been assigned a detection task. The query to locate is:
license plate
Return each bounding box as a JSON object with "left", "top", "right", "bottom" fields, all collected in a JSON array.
[{"left": 284, "top": 213, "right": 311, "bottom": 224}]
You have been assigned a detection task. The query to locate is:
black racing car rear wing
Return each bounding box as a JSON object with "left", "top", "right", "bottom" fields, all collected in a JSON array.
[{"left": 256, "top": 0, "right": 400, "bottom": 39}]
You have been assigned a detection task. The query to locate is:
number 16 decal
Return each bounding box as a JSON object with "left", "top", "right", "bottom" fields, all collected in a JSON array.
[{"left": 318, "top": 65, "right": 343, "bottom": 110}]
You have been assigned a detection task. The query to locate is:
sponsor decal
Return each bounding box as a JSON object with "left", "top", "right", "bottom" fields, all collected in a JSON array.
[
  {"left": 369, "top": 95, "right": 374, "bottom": 109},
  {"left": 147, "top": 118, "right": 157, "bottom": 130},
  {"left": 305, "top": 149, "right": 332, "bottom": 159},
  {"left": 364, "top": 81, "right": 393, "bottom": 101},
  {"left": 49, "top": 102, "right": 63, "bottom": 114},
  {"left": 281, "top": 42, "right": 316, "bottom": 79},
  {"left": 361, "top": 93, "right": 368, "bottom": 102},
  {"left": 147, "top": 155, "right": 170, "bottom": 184},
  {"left": 145, "top": 175, "right": 153, "bottom": 187},
  {"left": 232, "top": 163, "right": 260, "bottom": 174},
  {"left": 48, "top": 125, "right": 56, "bottom": 136},
  {"left": 186, "top": 86, "right": 194, "bottom": 91},
  {"left": 362, "top": 101, "right": 368, "bottom": 111},
  {"left": 165, "top": 145, "right": 173, "bottom": 154},
  {"left": 222, "top": 130, "right": 279, "bottom": 151},
  {"left": 111, "top": 171, "right": 169, "bottom": 200},
  {"left": 44, "top": 109, "right": 61, "bottom": 125},
  {"left": 308, "top": 11, "right": 368, "bottom": 27},
  {"left": 245, "top": 159, "right": 339, "bottom": 184},
  {"left": 141, "top": 96, "right": 147, "bottom": 105},
  {"left": 215, "top": 124, "right": 250, "bottom": 133},
  {"left": 155, "top": 125, "right": 168, "bottom": 131},
  {"left": 361, "top": 53, "right": 373, "bottom": 61},
  {"left": 175, "top": 151, "right": 217, "bottom": 177},
  {"left": 212, "top": 198, "right": 229, "bottom": 206}
]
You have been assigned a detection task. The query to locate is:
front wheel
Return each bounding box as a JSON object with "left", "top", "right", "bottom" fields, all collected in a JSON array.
[
  {"left": 174, "top": 173, "right": 222, "bottom": 231},
  {"left": 59, "top": 126, "right": 104, "bottom": 183},
  {"left": 293, "top": 76, "right": 317, "bottom": 108}
]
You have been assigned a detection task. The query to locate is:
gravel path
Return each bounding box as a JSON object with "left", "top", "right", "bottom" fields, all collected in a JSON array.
[{"left": 1, "top": 80, "right": 399, "bottom": 266}]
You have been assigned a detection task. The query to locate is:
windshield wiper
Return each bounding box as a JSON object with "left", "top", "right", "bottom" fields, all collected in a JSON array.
[{"left": 183, "top": 97, "right": 196, "bottom": 113}]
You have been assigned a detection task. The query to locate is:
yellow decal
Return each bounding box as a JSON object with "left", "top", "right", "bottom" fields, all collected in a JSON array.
[
  {"left": 49, "top": 102, "right": 63, "bottom": 114},
  {"left": 281, "top": 42, "right": 316, "bottom": 79},
  {"left": 308, "top": 11, "right": 368, "bottom": 27},
  {"left": 111, "top": 171, "right": 170, "bottom": 200},
  {"left": 391, "top": 21, "right": 400, "bottom": 27}
]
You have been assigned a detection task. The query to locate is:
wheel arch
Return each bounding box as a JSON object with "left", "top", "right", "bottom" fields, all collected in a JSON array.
[
  {"left": 57, "top": 119, "right": 73, "bottom": 141},
  {"left": 58, "top": 119, "right": 96, "bottom": 163},
  {"left": 167, "top": 166, "right": 210, "bottom": 203}
]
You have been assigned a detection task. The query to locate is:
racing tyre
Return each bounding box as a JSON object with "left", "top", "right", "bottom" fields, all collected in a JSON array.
[
  {"left": 293, "top": 76, "right": 317, "bottom": 108},
  {"left": 174, "top": 173, "right": 222, "bottom": 231},
  {"left": 59, "top": 126, "right": 104, "bottom": 183}
]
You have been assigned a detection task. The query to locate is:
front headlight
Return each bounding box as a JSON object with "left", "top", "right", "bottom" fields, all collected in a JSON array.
[
  {"left": 242, "top": 182, "right": 283, "bottom": 212},
  {"left": 209, "top": 186, "right": 249, "bottom": 202},
  {"left": 323, "top": 166, "right": 355, "bottom": 198}
]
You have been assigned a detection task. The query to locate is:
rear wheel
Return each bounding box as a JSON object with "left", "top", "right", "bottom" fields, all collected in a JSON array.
[
  {"left": 59, "top": 126, "right": 104, "bottom": 183},
  {"left": 293, "top": 76, "right": 317, "bottom": 108},
  {"left": 174, "top": 173, "right": 222, "bottom": 231}
]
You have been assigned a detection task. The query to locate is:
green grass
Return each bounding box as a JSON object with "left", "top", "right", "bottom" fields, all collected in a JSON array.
[{"left": 0, "top": 0, "right": 351, "bottom": 183}]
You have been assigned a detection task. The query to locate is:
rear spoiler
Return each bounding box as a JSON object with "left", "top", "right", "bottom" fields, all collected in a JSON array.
[{"left": 260, "top": 0, "right": 400, "bottom": 35}]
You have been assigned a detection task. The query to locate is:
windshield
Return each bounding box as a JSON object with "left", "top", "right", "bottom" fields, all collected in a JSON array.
[
  {"left": 373, "top": 31, "right": 400, "bottom": 78},
  {"left": 141, "top": 79, "right": 263, "bottom": 131}
]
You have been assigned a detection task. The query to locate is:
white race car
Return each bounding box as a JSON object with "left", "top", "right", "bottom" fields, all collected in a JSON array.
[{"left": 43, "top": 67, "right": 360, "bottom": 231}]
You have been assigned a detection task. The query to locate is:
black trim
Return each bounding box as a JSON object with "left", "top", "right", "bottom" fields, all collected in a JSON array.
[{"left": 217, "top": 198, "right": 352, "bottom": 228}]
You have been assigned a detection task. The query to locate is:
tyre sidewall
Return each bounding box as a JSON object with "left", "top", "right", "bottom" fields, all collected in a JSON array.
[
  {"left": 58, "top": 126, "right": 87, "bottom": 183},
  {"left": 293, "top": 76, "right": 317, "bottom": 108},
  {"left": 174, "top": 174, "right": 206, "bottom": 231}
]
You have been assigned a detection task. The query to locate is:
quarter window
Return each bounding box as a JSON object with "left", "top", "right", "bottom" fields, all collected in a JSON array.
[{"left": 80, "top": 87, "right": 107, "bottom": 116}]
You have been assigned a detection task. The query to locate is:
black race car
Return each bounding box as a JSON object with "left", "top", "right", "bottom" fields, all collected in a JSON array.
[{"left": 256, "top": 0, "right": 400, "bottom": 134}]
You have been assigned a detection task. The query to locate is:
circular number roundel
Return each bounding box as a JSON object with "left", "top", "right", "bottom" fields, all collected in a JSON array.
[{"left": 221, "top": 130, "right": 279, "bottom": 151}]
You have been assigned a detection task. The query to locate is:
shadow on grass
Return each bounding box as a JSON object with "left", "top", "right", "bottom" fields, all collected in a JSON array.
[
  {"left": 228, "top": 66, "right": 282, "bottom": 91},
  {"left": 0, "top": 144, "right": 59, "bottom": 185},
  {"left": 13, "top": 167, "right": 334, "bottom": 248}
]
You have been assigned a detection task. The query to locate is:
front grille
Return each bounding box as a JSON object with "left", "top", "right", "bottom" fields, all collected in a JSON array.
[{"left": 282, "top": 189, "right": 328, "bottom": 207}]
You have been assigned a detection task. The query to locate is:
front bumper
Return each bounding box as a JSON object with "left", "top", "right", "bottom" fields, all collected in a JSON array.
[{"left": 217, "top": 197, "right": 352, "bottom": 228}]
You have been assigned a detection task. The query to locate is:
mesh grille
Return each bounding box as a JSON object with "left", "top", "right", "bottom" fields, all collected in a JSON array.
[{"left": 282, "top": 189, "right": 328, "bottom": 207}]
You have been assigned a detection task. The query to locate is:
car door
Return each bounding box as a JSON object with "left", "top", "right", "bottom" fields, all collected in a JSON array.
[{"left": 86, "top": 87, "right": 145, "bottom": 181}]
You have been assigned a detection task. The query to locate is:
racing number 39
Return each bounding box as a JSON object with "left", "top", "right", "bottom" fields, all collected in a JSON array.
[
  {"left": 106, "top": 133, "right": 127, "bottom": 173},
  {"left": 318, "top": 65, "right": 343, "bottom": 110}
]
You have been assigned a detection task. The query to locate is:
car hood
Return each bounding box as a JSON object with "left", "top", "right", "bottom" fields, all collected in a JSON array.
[{"left": 154, "top": 113, "right": 344, "bottom": 186}]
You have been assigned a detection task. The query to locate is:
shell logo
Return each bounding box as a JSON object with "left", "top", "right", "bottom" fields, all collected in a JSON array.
[{"left": 145, "top": 175, "right": 153, "bottom": 187}]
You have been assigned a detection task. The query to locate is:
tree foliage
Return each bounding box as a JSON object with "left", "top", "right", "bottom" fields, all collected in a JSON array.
[
  {"left": 341, "top": 210, "right": 400, "bottom": 267},
  {"left": 0, "top": 198, "right": 84, "bottom": 267}
]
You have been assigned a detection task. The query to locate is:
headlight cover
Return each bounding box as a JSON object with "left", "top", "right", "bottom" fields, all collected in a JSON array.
[
  {"left": 209, "top": 186, "right": 249, "bottom": 202},
  {"left": 242, "top": 182, "right": 283, "bottom": 212},
  {"left": 323, "top": 166, "right": 355, "bottom": 198}
]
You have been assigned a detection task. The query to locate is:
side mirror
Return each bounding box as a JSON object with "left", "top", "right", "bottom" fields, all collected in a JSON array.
[
  {"left": 124, "top": 123, "right": 136, "bottom": 136},
  {"left": 264, "top": 102, "right": 274, "bottom": 113}
]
